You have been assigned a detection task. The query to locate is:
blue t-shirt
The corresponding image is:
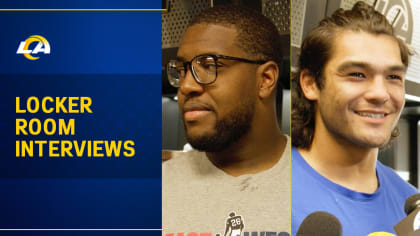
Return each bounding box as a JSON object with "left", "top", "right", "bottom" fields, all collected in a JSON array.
[{"left": 292, "top": 147, "right": 418, "bottom": 236}]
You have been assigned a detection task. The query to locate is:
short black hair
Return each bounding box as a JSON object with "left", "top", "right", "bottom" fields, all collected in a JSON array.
[{"left": 189, "top": 4, "right": 283, "bottom": 68}]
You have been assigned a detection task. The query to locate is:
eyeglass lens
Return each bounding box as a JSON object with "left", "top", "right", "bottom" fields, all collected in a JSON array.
[
  {"left": 193, "top": 55, "right": 217, "bottom": 84},
  {"left": 167, "top": 55, "right": 218, "bottom": 87},
  {"left": 167, "top": 60, "right": 182, "bottom": 87}
]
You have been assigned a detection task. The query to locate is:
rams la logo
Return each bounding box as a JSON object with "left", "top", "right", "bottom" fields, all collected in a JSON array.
[{"left": 16, "top": 35, "right": 50, "bottom": 60}]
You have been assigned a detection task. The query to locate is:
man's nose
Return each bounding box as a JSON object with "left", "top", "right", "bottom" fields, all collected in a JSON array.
[
  {"left": 364, "top": 76, "right": 391, "bottom": 105},
  {"left": 178, "top": 68, "right": 205, "bottom": 96}
]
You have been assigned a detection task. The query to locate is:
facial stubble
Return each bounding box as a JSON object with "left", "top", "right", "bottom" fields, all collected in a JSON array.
[{"left": 184, "top": 98, "right": 255, "bottom": 153}]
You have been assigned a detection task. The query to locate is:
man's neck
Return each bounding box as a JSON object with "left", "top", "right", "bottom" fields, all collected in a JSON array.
[
  {"left": 299, "top": 128, "right": 379, "bottom": 193},
  {"left": 206, "top": 124, "right": 287, "bottom": 177}
]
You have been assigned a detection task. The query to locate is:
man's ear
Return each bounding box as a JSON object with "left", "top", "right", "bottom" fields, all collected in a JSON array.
[
  {"left": 299, "top": 69, "right": 320, "bottom": 101},
  {"left": 257, "top": 61, "right": 279, "bottom": 99}
]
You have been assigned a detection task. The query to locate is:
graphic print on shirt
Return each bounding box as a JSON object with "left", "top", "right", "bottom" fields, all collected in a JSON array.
[
  {"left": 216, "top": 212, "right": 244, "bottom": 236},
  {"left": 164, "top": 210, "right": 290, "bottom": 236}
]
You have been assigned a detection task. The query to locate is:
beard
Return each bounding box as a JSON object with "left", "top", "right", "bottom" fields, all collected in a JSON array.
[{"left": 184, "top": 99, "right": 255, "bottom": 153}]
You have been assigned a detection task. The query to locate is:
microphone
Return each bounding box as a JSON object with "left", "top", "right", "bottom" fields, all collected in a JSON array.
[
  {"left": 297, "top": 211, "right": 342, "bottom": 236},
  {"left": 394, "top": 193, "right": 420, "bottom": 236}
]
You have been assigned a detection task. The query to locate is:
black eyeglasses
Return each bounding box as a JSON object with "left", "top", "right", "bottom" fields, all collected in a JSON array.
[{"left": 166, "top": 54, "right": 267, "bottom": 87}]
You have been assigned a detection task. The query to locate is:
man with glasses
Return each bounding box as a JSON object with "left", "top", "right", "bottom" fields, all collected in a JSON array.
[{"left": 163, "top": 4, "right": 290, "bottom": 236}]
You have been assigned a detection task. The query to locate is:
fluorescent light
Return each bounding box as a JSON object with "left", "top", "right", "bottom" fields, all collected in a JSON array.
[
  {"left": 396, "top": 170, "right": 410, "bottom": 182},
  {"left": 405, "top": 94, "right": 420, "bottom": 103}
]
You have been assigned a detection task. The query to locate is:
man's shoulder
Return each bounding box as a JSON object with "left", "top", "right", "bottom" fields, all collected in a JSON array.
[
  {"left": 377, "top": 161, "right": 418, "bottom": 195},
  {"left": 163, "top": 150, "right": 203, "bottom": 165},
  {"left": 163, "top": 150, "right": 205, "bottom": 175},
  {"left": 290, "top": 147, "right": 310, "bottom": 174},
  {"left": 163, "top": 149, "right": 223, "bottom": 183}
]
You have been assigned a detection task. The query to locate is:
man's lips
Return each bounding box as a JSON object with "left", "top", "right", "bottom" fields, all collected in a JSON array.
[
  {"left": 182, "top": 103, "right": 213, "bottom": 121},
  {"left": 354, "top": 109, "right": 389, "bottom": 123},
  {"left": 183, "top": 103, "right": 212, "bottom": 112}
]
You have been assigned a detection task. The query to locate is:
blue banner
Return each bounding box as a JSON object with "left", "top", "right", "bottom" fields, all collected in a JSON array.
[{"left": 0, "top": 1, "right": 162, "bottom": 235}]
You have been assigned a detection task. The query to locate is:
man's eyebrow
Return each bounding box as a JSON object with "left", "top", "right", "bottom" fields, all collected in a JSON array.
[
  {"left": 387, "top": 65, "right": 407, "bottom": 72},
  {"left": 176, "top": 56, "right": 186, "bottom": 61},
  {"left": 175, "top": 52, "right": 224, "bottom": 62},
  {"left": 336, "top": 61, "right": 370, "bottom": 72},
  {"left": 336, "top": 61, "right": 407, "bottom": 73}
]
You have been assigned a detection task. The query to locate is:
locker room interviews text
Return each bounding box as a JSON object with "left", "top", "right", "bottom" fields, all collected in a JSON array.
[{"left": 15, "top": 96, "right": 135, "bottom": 158}]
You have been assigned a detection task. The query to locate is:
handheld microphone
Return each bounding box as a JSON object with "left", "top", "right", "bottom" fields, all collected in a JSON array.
[
  {"left": 297, "top": 211, "right": 342, "bottom": 236},
  {"left": 394, "top": 193, "right": 420, "bottom": 236}
]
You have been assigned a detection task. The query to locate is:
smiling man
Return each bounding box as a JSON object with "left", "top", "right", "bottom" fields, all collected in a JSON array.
[
  {"left": 163, "top": 4, "right": 290, "bottom": 236},
  {"left": 291, "top": 2, "right": 417, "bottom": 236}
]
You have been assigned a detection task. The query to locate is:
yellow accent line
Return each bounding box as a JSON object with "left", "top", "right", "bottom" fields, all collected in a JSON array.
[
  {"left": 0, "top": 229, "right": 166, "bottom": 231},
  {"left": 0, "top": 9, "right": 167, "bottom": 11}
]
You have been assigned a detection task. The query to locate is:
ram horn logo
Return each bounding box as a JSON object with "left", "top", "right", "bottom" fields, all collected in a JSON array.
[
  {"left": 16, "top": 35, "right": 51, "bottom": 60},
  {"left": 374, "top": 0, "right": 413, "bottom": 44}
]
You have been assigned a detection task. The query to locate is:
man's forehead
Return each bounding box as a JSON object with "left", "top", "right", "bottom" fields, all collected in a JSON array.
[
  {"left": 327, "top": 30, "right": 404, "bottom": 71},
  {"left": 177, "top": 24, "right": 243, "bottom": 60}
]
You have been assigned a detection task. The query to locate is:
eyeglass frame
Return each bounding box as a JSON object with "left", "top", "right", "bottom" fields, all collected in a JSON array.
[{"left": 166, "top": 54, "right": 268, "bottom": 87}]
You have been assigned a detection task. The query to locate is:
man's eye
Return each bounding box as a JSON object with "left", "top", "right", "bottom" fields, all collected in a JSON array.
[
  {"left": 202, "top": 63, "right": 217, "bottom": 70},
  {"left": 387, "top": 74, "right": 402, "bottom": 80},
  {"left": 348, "top": 72, "right": 366, "bottom": 79}
]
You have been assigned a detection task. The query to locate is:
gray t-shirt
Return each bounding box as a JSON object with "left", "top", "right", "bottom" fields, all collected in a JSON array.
[{"left": 163, "top": 136, "right": 291, "bottom": 236}]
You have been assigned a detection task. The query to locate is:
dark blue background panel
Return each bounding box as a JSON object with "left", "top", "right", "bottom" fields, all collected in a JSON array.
[
  {"left": 0, "top": 11, "right": 161, "bottom": 74},
  {"left": 0, "top": 178, "right": 161, "bottom": 235},
  {"left": 0, "top": 74, "right": 161, "bottom": 178},
  {"left": 0, "top": 0, "right": 162, "bottom": 233},
  {"left": 0, "top": 0, "right": 160, "bottom": 9}
]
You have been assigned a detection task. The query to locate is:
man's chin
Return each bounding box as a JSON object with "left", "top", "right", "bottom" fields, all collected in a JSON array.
[
  {"left": 183, "top": 125, "right": 218, "bottom": 152},
  {"left": 184, "top": 123, "right": 214, "bottom": 136},
  {"left": 351, "top": 134, "right": 391, "bottom": 150},
  {"left": 186, "top": 135, "right": 221, "bottom": 152}
]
